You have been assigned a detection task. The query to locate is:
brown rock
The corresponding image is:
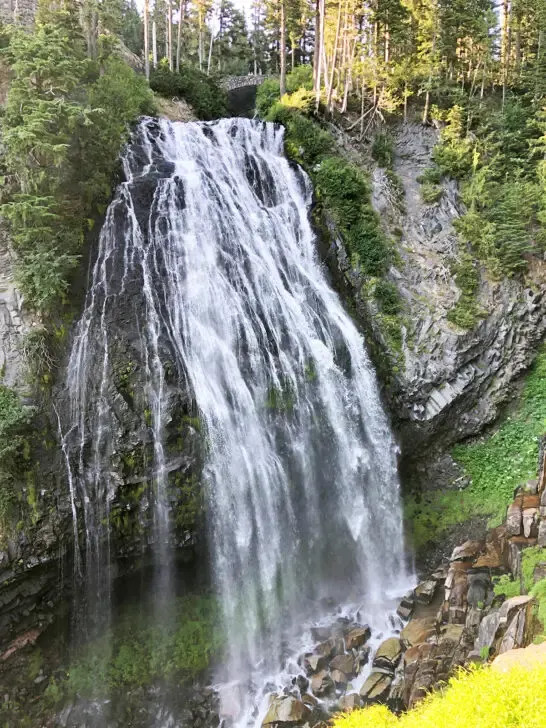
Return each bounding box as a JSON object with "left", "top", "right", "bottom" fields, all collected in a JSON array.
[
  {"left": 345, "top": 625, "right": 371, "bottom": 650},
  {"left": 506, "top": 503, "right": 522, "bottom": 537},
  {"left": 331, "top": 669, "right": 348, "bottom": 687},
  {"left": 522, "top": 508, "right": 538, "bottom": 538},
  {"left": 330, "top": 653, "right": 355, "bottom": 676},
  {"left": 404, "top": 642, "right": 432, "bottom": 667},
  {"left": 450, "top": 540, "right": 483, "bottom": 562},
  {"left": 359, "top": 671, "right": 393, "bottom": 703},
  {"left": 492, "top": 641, "right": 546, "bottom": 672},
  {"left": 262, "top": 695, "right": 310, "bottom": 725},
  {"left": 522, "top": 494, "right": 540, "bottom": 509},
  {"left": 474, "top": 538, "right": 505, "bottom": 570},
  {"left": 301, "top": 693, "right": 317, "bottom": 708},
  {"left": 373, "top": 637, "right": 403, "bottom": 671},
  {"left": 401, "top": 617, "right": 436, "bottom": 647},
  {"left": 310, "top": 670, "right": 335, "bottom": 697},
  {"left": 303, "top": 653, "right": 327, "bottom": 675},
  {"left": 414, "top": 579, "right": 437, "bottom": 604},
  {"left": 339, "top": 693, "right": 362, "bottom": 711}
]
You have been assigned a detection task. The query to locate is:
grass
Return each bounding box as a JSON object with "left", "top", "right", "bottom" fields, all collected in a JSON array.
[
  {"left": 331, "top": 662, "right": 546, "bottom": 728},
  {"left": 406, "top": 348, "right": 546, "bottom": 549}
]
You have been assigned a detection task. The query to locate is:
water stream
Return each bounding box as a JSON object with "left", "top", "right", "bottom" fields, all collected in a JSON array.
[{"left": 62, "top": 116, "right": 411, "bottom": 725}]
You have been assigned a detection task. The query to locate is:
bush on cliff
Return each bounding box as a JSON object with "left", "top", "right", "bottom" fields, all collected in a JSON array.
[
  {"left": 149, "top": 63, "right": 227, "bottom": 120},
  {"left": 0, "top": 8, "right": 154, "bottom": 315},
  {"left": 332, "top": 662, "right": 546, "bottom": 728}
]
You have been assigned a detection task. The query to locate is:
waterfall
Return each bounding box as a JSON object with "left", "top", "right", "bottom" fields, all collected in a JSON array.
[{"left": 62, "top": 116, "right": 409, "bottom": 722}]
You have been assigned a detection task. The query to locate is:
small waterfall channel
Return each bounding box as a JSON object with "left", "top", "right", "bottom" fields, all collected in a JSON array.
[{"left": 61, "top": 117, "right": 411, "bottom": 725}]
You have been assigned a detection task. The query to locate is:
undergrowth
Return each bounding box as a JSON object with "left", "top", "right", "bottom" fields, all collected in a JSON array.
[
  {"left": 45, "top": 595, "right": 222, "bottom": 702},
  {"left": 332, "top": 662, "right": 546, "bottom": 728},
  {"left": 406, "top": 348, "right": 546, "bottom": 549}
]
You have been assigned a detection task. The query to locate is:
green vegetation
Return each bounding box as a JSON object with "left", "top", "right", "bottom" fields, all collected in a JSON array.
[
  {"left": 257, "top": 80, "right": 402, "bottom": 353},
  {"left": 406, "top": 348, "right": 546, "bottom": 549},
  {"left": 0, "top": 386, "right": 34, "bottom": 526},
  {"left": 492, "top": 549, "right": 546, "bottom": 636},
  {"left": 149, "top": 63, "right": 227, "bottom": 120},
  {"left": 493, "top": 574, "right": 521, "bottom": 600},
  {"left": 0, "top": 6, "right": 154, "bottom": 317},
  {"left": 332, "top": 662, "right": 546, "bottom": 728},
  {"left": 446, "top": 253, "right": 481, "bottom": 329},
  {"left": 46, "top": 595, "right": 222, "bottom": 702}
]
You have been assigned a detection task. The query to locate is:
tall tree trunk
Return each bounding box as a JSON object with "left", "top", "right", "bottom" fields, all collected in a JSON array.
[
  {"left": 199, "top": 9, "right": 204, "bottom": 70},
  {"left": 501, "top": 0, "right": 511, "bottom": 108},
  {"left": 152, "top": 20, "right": 158, "bottom": 68},
  {"left": 207, "top": 31, "right": 214, "bottom": 75},
  {"left": 326, "top": 0, "right": 342, "bottom": 112},
  {"left": 176, "top": 0, "right": 186, "bottom": 72},
  {"left": 168, "top": 2, "right": 173, "bottom": 70},
  {"left": 313, "top": 0, "right": 321, "bottom": 91},
  {"left": 280, "top": 0, "right": 287, "bottom": 96},
  {"left": 144, "top": 0, "right": 150, "bottom": 80}
]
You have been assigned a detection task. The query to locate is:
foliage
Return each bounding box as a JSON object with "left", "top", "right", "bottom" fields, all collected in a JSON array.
[
  {"left": 372, "top": 133, "right": 394, "bottom": 168},
  {"left": 0, "top": 8, "right": 155, "bottom": 315},
  {"left": 0, "top": 386, "right": 34, "bottom": 524},
  {"left": 447, "top": 253, "right": 480, "bottom": 329},
  {"left": 406, "top": 348, "right": 546, "bottom": 548},
  {"left": 256, "top": 78, "right": 281, "bottom": 116},
  {"left": 374, "top": 279, "right": 401, "bottom": 315},
  {"left": 492, "top": 574, "right": 521, "bottom": 600},
  {"left": 521, "top": 547, "right": 546, "bottom": 593},
  {"left": 331, "top": 662, "right": 546, "bottom": 728},
  {"left": 149, "top": 63, "right": 227, "bottom": 120},
  {"left": 50, "top": 595, "right": 222, "bottom": 701},
  {"left": 420, "top": 181, "right": 444, "bottom": 204},
  {"left": 286, "top": 64, "right": 313, "bottom": 93},
  {"left": 530, "top": 578, "right": 546, "bottom": 631}
]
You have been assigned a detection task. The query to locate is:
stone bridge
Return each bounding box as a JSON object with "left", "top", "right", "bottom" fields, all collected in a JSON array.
[{"left": 220, "top": 75, "right": 276, "bottom": 91}]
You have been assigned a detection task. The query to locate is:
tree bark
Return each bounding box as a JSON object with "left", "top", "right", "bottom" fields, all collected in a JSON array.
[
  {"left": 144, "top": 0, "right": 150, "bottom": 80},
  {"left": 326, "top": 0, "right": 343, "bottom": 112},
  {"left": 168, "top": 2, "right": 173, "bottom": 70},
  {"left": 176, "top": 0, "right": 186, "bottom": 72},
  {"left": 280, "top": 0, "right": 287, "bottom": 97}
]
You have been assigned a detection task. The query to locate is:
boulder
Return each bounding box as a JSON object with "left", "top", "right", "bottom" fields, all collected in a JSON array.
[
  {"left": 538, "top": 519, "right": 546, "bottom": 547},
  {"left": 506, "top": 503, "right": 522, "bottom": 537},
  {"left": 397, "top": 592, "right": 415, "bottom": 620},
  {"left": 310, "top": 670, "right": 335, "bottom": 698},
  {"left": 331, "top": 669, "right": 348, "bottom": 688},
  {"left": 492, "top": 640, "right": 546, "bottom": 672},
  {"left": 345, "top": 625, "right": 371, "bottom": 650},
  {"left": 401, "top": 616, "right": 436, "bottom": 647},
  {"left": 262, "top": 695, "right": 310, "bottom": 725},
  {"left": 339, "top": 693, "right": 362, "bottom": 711},
  {"left": 330, "top": 653, "right": 355, "bottom": 676},
  {"left": 360, "top": 671, "right": 393, "bottom": 703},
  {"left": 466, "top": 570, "right": 491, "bottom": 608},
  {"left": 522, "top": 508, "right": 538, "bottom": 538},
  {"left": 302, "top": 653, "right": 327, "bottom": 675},
  {"left": 373, "top": 638, "right": 403, "bottom": 672},
  {"left": 450, "top": 540, "right": 483, "bottom": 562},
  {"left": 414, "top": 580, "right": 436, "bottom": 604}
]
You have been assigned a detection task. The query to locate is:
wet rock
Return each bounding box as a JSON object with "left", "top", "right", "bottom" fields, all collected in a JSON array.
[
  {"left": 339, "top": 693, "right": 362, "bottom": 711},
  {"left": 302, "top": 654, "right": 327, "bottom": 675},
  {"left": 401, "top": 617, "right": 436, "bottom": 647},
  {"left": 373, "top": 638, "right": 403, "bottom": 672},
  {"left": 301, "top": 693, "right": 317, "bottom": 708},
  {"left": 330, "top": 653, "right": 355, "bottom": 676},
  {"left": 293, "top": 675, "right": 309, "bottom": 694},
  {"left": 331, "top": 669, "right": 348, "bottom": 689},
  {"left": 414, "top": 580, "right": 436, "bottom": 604},
  {"left": 310, "top": 670, "right": 335, "bottom": 698},
  {"left": 355, "top": 645, "right": 371, "bottom": 670},
  {"left": 466, "top": 571, "right": 491, "bottom": 608},
  {"left": 344, "top": 625, "right": 371, "bottom": 650},
  {"left": 262, "top": 695, "right": 310, "bottom": 725},
  {"left": 359, "top": 671, "right": 393, "bottom": 704}
]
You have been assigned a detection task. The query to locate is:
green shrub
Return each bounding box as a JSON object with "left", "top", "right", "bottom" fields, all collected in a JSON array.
[
  {"left": 493, "top": 574, "right": 520, "bottom": 599},
  {"left": 417, "top": 166, "right": 443, "bottom": 185},
  {"left": 530, "top": 578, "right": 546, "bottom": 630},
  {"left": 372, "top": 133, "right": 394, "bottom": 168},
  {"left": 256, "top": 77, "right": 281, "bottom": 116},
  {"left": 149, "top": 63, "right": 226, "bottom": 120},
  {"left": 286, "top": 64, "right": 313, "bottom": 93},
  {"left": 332, "top": 662, "right": 546, "bottom": 728},
  {"left": 374, "top": 280, "right": 401, "bottom": 315},
  {"left": 0, "top": 385, "right": 34, "bottom": 525},
  {"left": 420, "top": 181, "right": 444, "bottom": 204},
  {"left": 447, "top": 253, "right": 480, "bottom": 329},
  {"left": 521, "top": 547, "right": 546, "bottom": 592}
]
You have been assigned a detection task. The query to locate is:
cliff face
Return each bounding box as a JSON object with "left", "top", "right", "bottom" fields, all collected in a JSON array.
[{"left": 331, "top": 121, "right": 546, "bottom": 463}]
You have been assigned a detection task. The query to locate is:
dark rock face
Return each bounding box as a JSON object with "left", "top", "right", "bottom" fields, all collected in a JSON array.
[{"left": 329, "top": 122, "right": 546, "bottom": 461}]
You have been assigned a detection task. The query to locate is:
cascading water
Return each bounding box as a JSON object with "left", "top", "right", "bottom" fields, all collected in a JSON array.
[{"left": 62, "top": 116, "right": 411, "bottom": 724}]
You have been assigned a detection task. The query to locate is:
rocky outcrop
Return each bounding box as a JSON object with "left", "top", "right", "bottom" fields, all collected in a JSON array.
[{"left": 331, "top": 122, "right": 546, "bottom": 458}]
